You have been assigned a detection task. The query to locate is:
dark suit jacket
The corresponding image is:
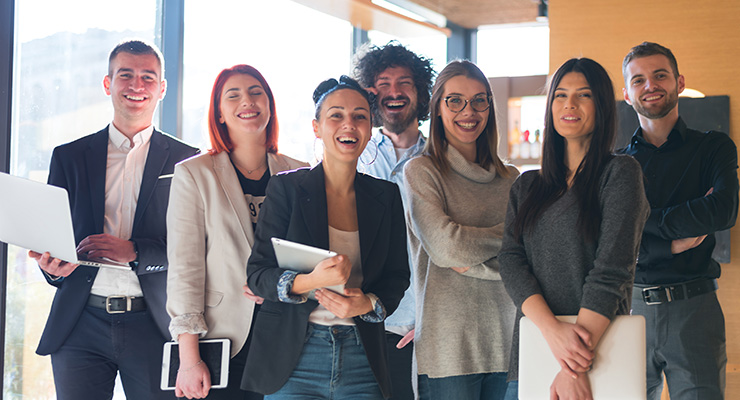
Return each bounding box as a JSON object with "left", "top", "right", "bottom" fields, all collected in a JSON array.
[
  {"left": 36, "top": 126, "right": 200, "bottom": 355},
  {"left": 242, "top": 164, "right": 409, "bottom": 399}
]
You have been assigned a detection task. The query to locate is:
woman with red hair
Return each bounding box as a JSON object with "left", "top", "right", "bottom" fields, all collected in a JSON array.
[{"left": 166, "top": 65, "right": 308, "bottom": 399}]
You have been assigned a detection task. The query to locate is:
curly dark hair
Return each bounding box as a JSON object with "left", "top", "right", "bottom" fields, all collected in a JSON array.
[{"left": 353, "top": 41, "right": 435, "bottom": 127}]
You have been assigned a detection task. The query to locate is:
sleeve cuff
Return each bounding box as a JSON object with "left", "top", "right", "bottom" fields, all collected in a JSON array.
[
  {"left": 278, "top": 270, "right": 308, "bottom": 304},
  {"left": 41, "top": 269, "right": 64, "bottom": 282},
  {"left": 359, "top": 293, "right": 386, "bottom": 323},
  {"left": 169, "top": 314, "right": 208, "bottom": 341},
  {"left": 129, "top": 240, "right": 139, "bottom": 269}
]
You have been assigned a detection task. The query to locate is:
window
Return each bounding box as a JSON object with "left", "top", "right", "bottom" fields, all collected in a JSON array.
[
  {"left": 6, "top": 1, "right": 157, "bottom": 398},
  {"left": 181, "top": 0, "right": 353, "bottom": 163},
  {"left": 476, "top": 23, "right": 549, "bottom": 78},
  {"left": 368, "top": 29, "right": 447, "bottom": 73}
]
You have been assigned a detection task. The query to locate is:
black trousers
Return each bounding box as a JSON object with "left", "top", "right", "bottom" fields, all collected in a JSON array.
[
  {"left": 385, "top": 332, "right": 415, "bottom": 400},
  {"left": 51, "top": 306, "right": 173, "bottom": 400}
]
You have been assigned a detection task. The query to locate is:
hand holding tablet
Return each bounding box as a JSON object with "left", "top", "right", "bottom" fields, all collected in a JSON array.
[{"left": 271, "top": 237, "right": 346, "bottom": 299}]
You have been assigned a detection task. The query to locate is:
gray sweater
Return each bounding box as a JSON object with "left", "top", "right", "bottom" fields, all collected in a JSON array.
[
  {"left": 404, "top": 145, "right": 519, "bottom": 378},
  {"left": 499, "top": 155, "right": 649, "bottom": 380}
]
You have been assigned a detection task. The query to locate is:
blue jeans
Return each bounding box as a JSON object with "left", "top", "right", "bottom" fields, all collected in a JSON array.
[
  {"left": 265, "top": 324, "right": 383, "bottom": 400},
  {"left": 423, "top": 372, "right": 509, "bottom": 400},
  {"left": 503, "top": 381, "right": 518, "bottom": 400}
]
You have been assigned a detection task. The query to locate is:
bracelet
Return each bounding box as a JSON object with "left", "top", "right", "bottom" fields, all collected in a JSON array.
[{"left": 178, "top": 360, "right": 203, "bottom": 373}]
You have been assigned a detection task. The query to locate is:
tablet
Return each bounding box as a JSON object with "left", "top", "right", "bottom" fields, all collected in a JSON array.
[
  {"left": 161, "top": 338, "right": 230, "bottom": 391},
  {"left": 271, "top": 237, "right": 341, "bottom": 299}
]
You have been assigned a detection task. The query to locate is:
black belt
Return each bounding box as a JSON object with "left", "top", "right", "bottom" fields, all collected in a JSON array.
[
  {"left": 639, "top": 278, "right": 718, "bottom": 305},
  {"left": 88, "top": 294, "right": 147, "bottom": 314}
]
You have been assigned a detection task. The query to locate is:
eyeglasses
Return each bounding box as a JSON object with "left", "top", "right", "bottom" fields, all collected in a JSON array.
[{"left": 444, "top": 95, "right": 491, "bottom": 113}]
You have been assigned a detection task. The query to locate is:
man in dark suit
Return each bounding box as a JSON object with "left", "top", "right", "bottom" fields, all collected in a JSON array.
[{"left": 28, "top": 40, "right": 199, "bottom": 400}]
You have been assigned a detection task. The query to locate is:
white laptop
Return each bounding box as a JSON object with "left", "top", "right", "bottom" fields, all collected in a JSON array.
[
  {"left": 0, "top": 172, "right": 130, "bottom": 270},
  {"left": 519, "top": 315, "right": 646, "bottom": 400}
]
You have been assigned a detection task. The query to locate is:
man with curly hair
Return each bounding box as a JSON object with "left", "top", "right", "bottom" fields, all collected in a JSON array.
[{"left": 353, "top": 41, "right": 435, "bottom": 400}]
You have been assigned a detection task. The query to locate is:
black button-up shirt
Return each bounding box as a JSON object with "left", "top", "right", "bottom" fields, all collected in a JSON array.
[{"left": 619, "top": 117, "right": 738, "bottom": 284}]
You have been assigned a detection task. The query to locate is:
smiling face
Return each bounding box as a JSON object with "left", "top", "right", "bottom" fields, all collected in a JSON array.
[
  {"left": 218, "top": 73, "right": 271, "bottom": 141},
  {"left": 374, "top": 66, "right": 418, "bottom": 134},
  {"left": 439, "top": 75, "right": 489, "bottom": 157},
  {"left": 623, "top": 54, "right": 684, "bottom": 120},
  {"left": 551, "top": 72, "right": 596, "bottom": 145},
  {"left": 104, "top": 52, "right": 165, "bottom": 127},
  {"left": 313, "top": 88, "right": 372, "bottom": 165}
]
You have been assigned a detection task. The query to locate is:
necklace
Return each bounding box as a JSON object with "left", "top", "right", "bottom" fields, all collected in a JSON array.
[{"left": 245, "top": 163, "right": 265, "bottom": 174}]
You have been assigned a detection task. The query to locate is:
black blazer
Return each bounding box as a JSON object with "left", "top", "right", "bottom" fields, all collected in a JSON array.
[
  {"left": 242, "top": 163, "right": 409, "bottom": 399},
  {"left": 36, "top": 126, "right": 199, "bottom": 355}
]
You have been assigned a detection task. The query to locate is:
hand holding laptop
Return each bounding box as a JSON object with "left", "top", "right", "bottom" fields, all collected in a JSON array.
[
  {"left": 76, "top": 233, "right": 137, "bottom": 263},
  {"left": 28, "top": 250, "right": 79, "bottom": 278},
  {"left": 541, "top": 319, "right": 594, "bottom": 375},
  {"left": 0, "top": 172, "right": 132, "bottom": 271},
  {"left": 551, "top": 369, "right": 593, "bottom": 399}
]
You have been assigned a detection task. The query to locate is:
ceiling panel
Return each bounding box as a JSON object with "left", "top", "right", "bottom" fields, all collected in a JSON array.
[{"left": 407, "top": 0, "right": 540, "bottom": 29}]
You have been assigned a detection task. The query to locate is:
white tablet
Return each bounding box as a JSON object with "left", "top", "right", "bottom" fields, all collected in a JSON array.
[
  {"left": 271, "top": 237, "right": 341, "bottom": 298},
  {"left": 161, "top": 338, "right": 230, "bottom": 391}
]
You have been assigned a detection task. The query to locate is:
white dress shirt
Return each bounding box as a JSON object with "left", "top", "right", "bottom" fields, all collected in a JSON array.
[{"left": 89, "top": 123, "right": 153, "bottom": 297}]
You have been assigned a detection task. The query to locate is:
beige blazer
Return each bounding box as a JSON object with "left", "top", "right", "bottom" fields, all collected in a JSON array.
[{"left": 166, "top": 151, "right": 308, "bottom": 357}]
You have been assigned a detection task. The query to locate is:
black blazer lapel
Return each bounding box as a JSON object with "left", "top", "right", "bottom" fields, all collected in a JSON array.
[
  {"left": 85, "top": 128, "right": 109, "bottom": 232},
  {"left": 355, "top": 174, "right": 385, "bottom": 270},
  {"left": 134, "top": 130, "right": 169, "bottom": 227},
  {"left": 297, "top": 164, "right": 330, "bottom": 250}
]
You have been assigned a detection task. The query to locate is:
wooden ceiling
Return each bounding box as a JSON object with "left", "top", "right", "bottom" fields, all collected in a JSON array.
[{"left": 406, "top": 0, "right": 541, "bottom": 29}]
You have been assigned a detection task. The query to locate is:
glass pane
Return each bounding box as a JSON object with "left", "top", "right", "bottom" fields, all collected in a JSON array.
[
  {"left": 7, "top": 1, "right": 157, "bottom": 398},
  {"left": 367, "top": 29, "right": 447, "bottom": 73},
  {"left": 476, "top": 23, "right": 549, "bottom": 78},
  {"left": 182, "top": 0, "right": 353, "bottom": 163}
]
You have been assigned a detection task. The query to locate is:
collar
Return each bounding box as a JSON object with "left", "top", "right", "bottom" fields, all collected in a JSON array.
[
  {"left": 446, "top": 144, "right": 497, "bottom": 183},
  {"left": 108, "top": 123, "right": 154, "bottom": 150},
  {"left": 631, "top": 117, "right": 687, "bottom": 148},
  {"left": 374, "top": 129, "right": 426, "bottom": 150}
]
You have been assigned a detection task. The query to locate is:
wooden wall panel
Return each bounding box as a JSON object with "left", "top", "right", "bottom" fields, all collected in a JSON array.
[{"left": 549, "top": 1, "right": 740, "bottom": 398}]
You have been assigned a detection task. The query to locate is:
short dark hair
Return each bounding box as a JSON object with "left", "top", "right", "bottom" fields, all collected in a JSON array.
[
  {"left": 622, "top": 41, "right": 679, "bottom": 80},
  {"left": 353, "top": 41, "right": 435, "bottom": 126},
  {"left": 108, "top": 39, "right": 164, "bottom": 78}
]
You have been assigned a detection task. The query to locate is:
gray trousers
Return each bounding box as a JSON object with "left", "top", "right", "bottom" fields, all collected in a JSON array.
[{"left": 631, "top": 285, "right": 726, "bottom": 400}]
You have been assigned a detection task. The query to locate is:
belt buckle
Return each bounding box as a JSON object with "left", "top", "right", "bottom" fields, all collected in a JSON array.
[
  {"left": 105, "top": 295, "right": 131, "bottom": 314},
  {"left": 642, "top": 286, "right": 672, "bottom": 305}
]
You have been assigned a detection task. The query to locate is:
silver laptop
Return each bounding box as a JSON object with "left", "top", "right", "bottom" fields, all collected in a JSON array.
[
  {"left": 518, "top": 315, "right": 646, "bottom": 400},
  {"left": 0, "top": 172, "right": 130, "bottom": 270}
]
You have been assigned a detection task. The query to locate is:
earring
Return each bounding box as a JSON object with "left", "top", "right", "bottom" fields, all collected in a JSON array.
[
  {"left": 313, "top": 137, "right": 324, "bottom": 163},
  {"left": 359, "top": 138, "right": 379, "bottom": 166}
]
